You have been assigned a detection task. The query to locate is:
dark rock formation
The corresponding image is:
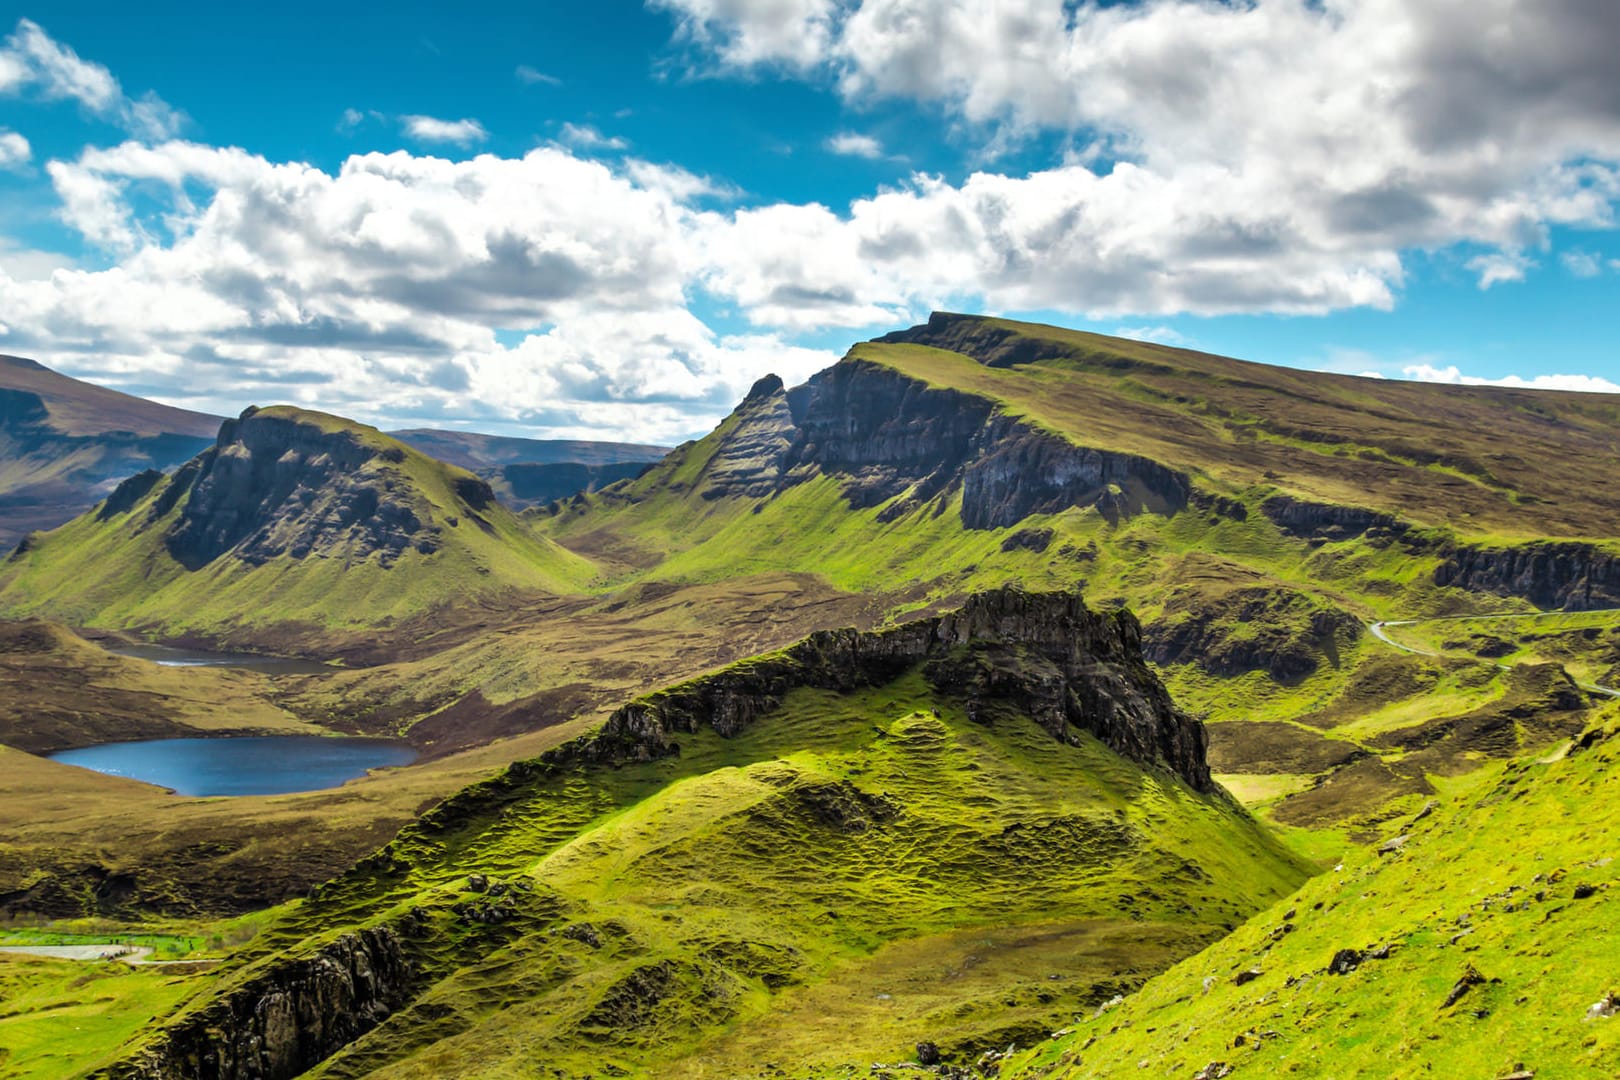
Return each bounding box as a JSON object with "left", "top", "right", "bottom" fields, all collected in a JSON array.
[
  {"left": 699, "top": 359, "right": 1195, "bottom": 529},
  {"left": 1434, "top": 541, "right": 1620, "bottom": 611},
  {"left": 1260, "top": 495, "right": 1407, "bottom": 544},
  {"left": 1144, "top": 587, "right": 1363, "bottom": 683},
  {"left": 99, "top": 926, "right": 412, "bottom": 1080},
  {"left": 131, "top": 407, "right": 467, "bottom": 570},
  {"left": 547, "top": 585, "right": 1212, "bottom": 792}
]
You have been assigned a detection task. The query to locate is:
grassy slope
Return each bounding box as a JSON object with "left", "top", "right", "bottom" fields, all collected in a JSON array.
[
  {"left": 106, "top": 670, "right": 1306, "bottom": 1080},
  {"left": 0, "top": 407, "right": 597, "bottom": 637},
  {"left": 534, "top": 317, "right": 1616, "bottom": 832},
  {"left": 1001, "top": 701, "right": 1620, "bottom": 1080}
]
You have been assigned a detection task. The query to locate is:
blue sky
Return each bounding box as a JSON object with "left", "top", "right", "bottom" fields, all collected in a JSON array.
[{"left": 1, "top": 1, "right": 1618, "bottom": 441}]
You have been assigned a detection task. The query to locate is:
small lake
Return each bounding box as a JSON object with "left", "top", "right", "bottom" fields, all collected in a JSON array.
[
  {"left": 49, "top": 736, "right": 417, "bottom": 796},
  {"left": 100, "top": 640, "right": 334, "bottom": 675}
]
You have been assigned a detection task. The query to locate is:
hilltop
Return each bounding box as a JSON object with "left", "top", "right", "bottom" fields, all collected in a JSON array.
[{"left": 0, "top": 405, "right": 595, "bottom": 643}]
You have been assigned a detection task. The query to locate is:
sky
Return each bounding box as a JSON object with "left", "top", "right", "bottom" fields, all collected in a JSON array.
[{"left": 1, "top": 0, "right": 1618, "bottom": 443}]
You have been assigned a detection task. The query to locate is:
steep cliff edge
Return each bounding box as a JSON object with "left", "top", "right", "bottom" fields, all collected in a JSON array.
[
  {"left": 573, "top": 584, "right": 1211, "bottom": 791},
  {"left": 99, "top": 927, "right": 413, "bottom": 1080},
  {"left": 1435, "top": 540, "right": 1620, "bottom": 611},
  {"left": 654, "top": 358, "right": 1196, "bottom": 531}
]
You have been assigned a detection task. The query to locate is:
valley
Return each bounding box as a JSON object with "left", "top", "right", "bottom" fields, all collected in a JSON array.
[{"left": 1, "top": 315, "right": 1616, "bottom": 1078}]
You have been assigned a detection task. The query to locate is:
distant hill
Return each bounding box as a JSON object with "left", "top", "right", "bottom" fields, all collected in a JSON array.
[
  {"left": 0, "top": 358, "right": 674, "bottom": 547},
  {"left": 392, "top": 429, "right": 668, "bottom": 509},
  {"left": 0, "top": 355, "right": 220, "bottom": 549},
  {"left": 0, "top": 406, "right": 596, "bottom": 643}
]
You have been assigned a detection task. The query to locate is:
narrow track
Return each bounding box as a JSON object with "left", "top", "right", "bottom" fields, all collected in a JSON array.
[{"left": 1368, "top": 613, "right": 1619, "bottom": 698}]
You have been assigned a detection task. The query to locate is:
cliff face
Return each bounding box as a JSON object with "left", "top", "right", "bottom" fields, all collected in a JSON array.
[
  {"left": 158, "top": 408, "right": 445, "bottom": 569},
  {"left": 101, "top": 926, "right": 412, "bottom": 1080},
  {"left": 1435, "top": 541, "right": 1620, "bottom": 611},
  {"left": 551, "top": 585, "right": 1212, "bottom": 792},
  {"left": 701, "top": 360, "right": 1194, "bottom": 529},
  {"left": 1260, "top": 495, "right": 1407, "bottom": 545}
]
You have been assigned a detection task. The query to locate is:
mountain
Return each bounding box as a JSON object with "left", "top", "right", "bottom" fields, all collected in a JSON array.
[
  {"left": 536, "top": 313, "right": 1619, "bottom": 830},
  {"left": 94, "top": 588, "right": 1310, "bottom": 1080},
  {"left": 0, "top": 354, "right": 220, "bottom": 550},
  {"left": 0, "top": 405, "right": 596, "bottom": 643}
]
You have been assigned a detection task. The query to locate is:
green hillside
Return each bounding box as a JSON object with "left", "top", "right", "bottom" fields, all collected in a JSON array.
[
  {"left": 1000, "top": 700, "right": 1620, "bottom": 1080},
  {"left": 88, "top": 590, "right": 1309, "bottom": 1080},
  {"left": 0, "top": 406, "right": 596, "bottom": 641}
]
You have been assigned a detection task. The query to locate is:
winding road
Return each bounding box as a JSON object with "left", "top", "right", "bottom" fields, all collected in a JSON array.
[{"left": 1368, "top": 613, "right": 1620, "bottom": 699}]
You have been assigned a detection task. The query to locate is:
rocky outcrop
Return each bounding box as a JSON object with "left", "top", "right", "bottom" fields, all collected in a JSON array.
[
  {"left": 100, "top": 926, "right": 412, "bottom": 1080},
  {"left": 1144, "top": 586, "right": 1363, "bottom": 683},
  {"left": 1261, "top": 495, "right": 1407, "bottom": 544},
  {"left": 700, "top": 360, "right": 1194, "bottom": 528},
  {"left": 544, "top": 585, "right": 1212, "bottom": 792},
  {"left": 160, "top": 408, "right": 441, "bottom": 569},
  {"left": 1434, "top": 541, "right": 1620, "bottom": 611}
]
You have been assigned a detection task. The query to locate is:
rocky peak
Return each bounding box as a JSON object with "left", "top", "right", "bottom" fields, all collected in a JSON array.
[
  {"left": 161, "top": 407, "right": 442, "bottom": 569},
  {"left": 554, "top": 585, "right": 1212, "bottom": 792},
  {"left": 694, "top": 355, "right": 1196, "bottom": 528}
]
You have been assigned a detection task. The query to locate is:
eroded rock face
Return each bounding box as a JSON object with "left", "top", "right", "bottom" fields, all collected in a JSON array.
[
  {"left": 1144, "top": 587, "right": 1364, "bottom": 683},
  {"left": 161, "top": 408, "right": 440, "bottom": 569},
  {"left": 100, "top": 926, "right": 411, "bottom": 1080},
  {"left": 1261, "top": 496, "right": 1407, "bottom": 545},
  {"left": 702, "top": 359, "right": 1193, "bottom": 529},
  {"left": 1435, "top": 541, "right": 1620, "bottom": 611},
  {"left": 553, "top": 585, "right": 1213, "bottom": 792}
]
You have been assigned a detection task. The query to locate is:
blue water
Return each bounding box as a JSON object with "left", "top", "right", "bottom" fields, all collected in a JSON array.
[{"left": 49, "top": 736, "right": 417, "bottom": 796}]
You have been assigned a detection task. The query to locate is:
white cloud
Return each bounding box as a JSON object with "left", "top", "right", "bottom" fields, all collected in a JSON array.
[
  {"left": 655, "top": 0, "right": 1620, "bottom": 305},
  {"left": 824, "top": 131, "right": 882, "bottom": 158},
  {"left": 558, "top": 122, "right": 629, "bottom": 151},
  {"left": 337, "top": 108, "right": 366, "bottom": 132},
  {"left": 0, "top": 139, "right": 842, "bottom": 439},
  {"left": 0, "top": 129, "right": 29, "bottom": 169},
  {"left": 1561, "top": 250, "right": 1604, "bottom": 278},
  {"left": 1403, "top": 363, "right": 1620, "bottom": 394},
  {"left": 516, "top": 65, "right": 561, "bottom": 86},
  {"left": 1467, "top": 251, "right": 1536, "bottom": 289},
  {"left": 401, "top": 115, "right": 488, "bottom": 146},
  {"left": 653, "top": 0, "right": 839, "bottom": 69},
  {"left": 1111, "top": 325, "right": 1189, "bottom": 347},
  {"left": 0, "top": 19, "right": 182, "bottom": 138}
]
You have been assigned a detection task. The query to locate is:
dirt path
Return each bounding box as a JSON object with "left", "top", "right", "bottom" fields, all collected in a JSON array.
[
  {"left": 0, "top": 943, "right": 154, "bottom": 963},
  {"left": 1368, "top": 615, "right": 1620, "bottom": 698}
]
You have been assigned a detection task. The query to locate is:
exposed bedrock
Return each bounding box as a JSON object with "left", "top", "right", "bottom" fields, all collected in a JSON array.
[
  {"left": 1434, "top": 541, "right": 1620, "bottom": 611},
  {"left": 544, "top": 585, "right": 1212, "bottom": 792},
  {"left": 705, "top": 360, "right": 1194, "bottom": 527},
  {"left": 1260, "top": 495, "right": 1408, "bottom": 544},
  {"left": 161, "top": 408, "right": 441, "bottom": 569},
  {"left": 99, "top": 926, "right": 412, "bottom": 1080}
]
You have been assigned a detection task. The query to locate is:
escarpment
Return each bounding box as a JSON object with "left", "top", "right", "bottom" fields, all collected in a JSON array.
[
  {"left": 160, "top": 407, "right": 445, "bottom": 568},
  {"left": 699, "top": 359, "right": 1194, "bottom": 528},
  {"left": 100, "top": 926, "right": 412, "bottom": 1080},
  {"left": 1435, "top": 540, "right": 1620, "bottom": 611},
  {"left": 558, "top": 585, "right": 1211, "bottom": 792}
]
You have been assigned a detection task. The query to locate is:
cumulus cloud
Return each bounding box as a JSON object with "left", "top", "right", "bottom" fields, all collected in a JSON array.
[
  {"left": 1404, "top": 363, "right": 1620, "bottom": 393},
  {"left": 0, "top": 19, "right": 182, "bottom": 138},
  {"left": 0, "top": 129, "right": 29, "bottom": 169},
  {"left": 401, "top": 115, "right": 488, "bottom": 146},
  {"left": 654, "top": 0, "right": 1620, "bottom": 307},
  {"left": 2, "top": 140, "right": 840, "bottom": 439},
  {"left": 824, "top": 131, "right": 883, "bottom": 158},
  {"left": 558, "top": 122, "right": 629, "bottom": 151}
]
